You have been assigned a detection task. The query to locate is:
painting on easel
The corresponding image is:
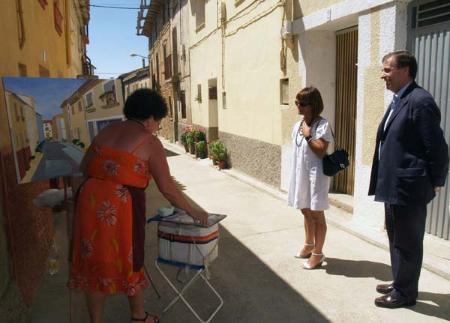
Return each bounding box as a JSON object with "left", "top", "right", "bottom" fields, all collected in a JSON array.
[{"left": 2, "top": 76, "right": 125, "bottom": 184}]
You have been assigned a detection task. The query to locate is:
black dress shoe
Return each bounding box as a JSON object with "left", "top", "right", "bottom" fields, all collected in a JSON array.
[
  {"left": 375, "top": 291, "right": 416, "bottom": 309},
  {"left": 376, "top": 283, "right": 394, "bottom": 294}
]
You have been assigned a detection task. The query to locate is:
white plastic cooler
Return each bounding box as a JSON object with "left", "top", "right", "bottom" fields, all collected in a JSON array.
[{"left": 157, "top": 221, "right": 219, "bottom": 266}]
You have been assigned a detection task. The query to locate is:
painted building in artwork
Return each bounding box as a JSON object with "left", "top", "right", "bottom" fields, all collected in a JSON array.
[{"left": 4, "top": 91, "right": 38, "bottom": 181}]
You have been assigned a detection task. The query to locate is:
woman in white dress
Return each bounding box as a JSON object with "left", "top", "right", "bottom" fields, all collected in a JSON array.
[{"left": 288, "top": 87, "right": 332, "bottom": 269}]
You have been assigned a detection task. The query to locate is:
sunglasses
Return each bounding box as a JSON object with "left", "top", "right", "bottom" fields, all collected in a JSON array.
[{"left": 295, "top": 100, "right": 310, "bottom": 107}]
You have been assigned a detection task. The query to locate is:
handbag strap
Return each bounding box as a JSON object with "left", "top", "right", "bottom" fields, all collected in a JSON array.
[{"left": 327, "top": 123, "right": 343, "bottom": 150}]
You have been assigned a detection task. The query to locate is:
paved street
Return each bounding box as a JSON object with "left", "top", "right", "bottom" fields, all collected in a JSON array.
[
  {"left": 31, "top": 141, "right": 450, "bottom": 323},
  {"left": 32, "top": 141, "right": 83, "bottom": 181}
]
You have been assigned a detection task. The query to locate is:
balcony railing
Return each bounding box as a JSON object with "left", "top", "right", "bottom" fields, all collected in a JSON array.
[{"left": 82, "top": 55, "right": 95, "bottom": 76}]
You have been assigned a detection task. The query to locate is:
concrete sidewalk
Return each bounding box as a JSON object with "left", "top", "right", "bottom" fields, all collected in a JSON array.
[{"left": 31, "top": 140, "right": 450, "bottom": 323}]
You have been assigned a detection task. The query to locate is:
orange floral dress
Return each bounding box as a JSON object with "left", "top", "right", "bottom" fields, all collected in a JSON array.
[{"left": 68, "top": 145, "right": 151, "bottom": 296}]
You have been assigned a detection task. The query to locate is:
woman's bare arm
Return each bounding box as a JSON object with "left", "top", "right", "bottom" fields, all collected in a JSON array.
[
  {"left": 148, "top": 138, "right": 208, "bottom": 225},
  {"left": 308, "top": 139, "right": 329, "bottom": 159},
  {"left": 79, "top": 141, "right": 97, "bottom": 175}
]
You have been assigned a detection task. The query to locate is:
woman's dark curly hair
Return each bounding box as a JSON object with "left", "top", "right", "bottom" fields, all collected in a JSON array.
[{"left": 123, "top": 89, "right": 168, "bottom": 121}]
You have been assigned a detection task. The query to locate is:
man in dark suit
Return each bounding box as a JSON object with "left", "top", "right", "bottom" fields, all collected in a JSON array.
[{"left": 369, "top": 50, "right": 448, "bottom": 308}]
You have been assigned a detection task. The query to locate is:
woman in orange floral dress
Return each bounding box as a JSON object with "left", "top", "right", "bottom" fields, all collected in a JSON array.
[{"left": 68, "top": 89, "right": 208, "bottom": 323}]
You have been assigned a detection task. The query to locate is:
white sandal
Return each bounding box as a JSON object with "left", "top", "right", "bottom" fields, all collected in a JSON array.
[
  {"left": 294, "top": 243, "right": 315, "bottom": 259},
  {"left": 303, "top": 252, "right": 325, "bottom": 269}
]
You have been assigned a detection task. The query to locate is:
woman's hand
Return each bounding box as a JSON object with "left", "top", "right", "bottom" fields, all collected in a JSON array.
[
  {"left": 189, "top": 209, "right": 209, "bottom": 226},
  {"left": 301, "top": 121, "right": 311, "bottom": 137}
]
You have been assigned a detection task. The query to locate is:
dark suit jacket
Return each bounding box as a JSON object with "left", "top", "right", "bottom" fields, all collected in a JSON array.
[{"left": 369, "top": 82, "right": 449, "bottom": 206}]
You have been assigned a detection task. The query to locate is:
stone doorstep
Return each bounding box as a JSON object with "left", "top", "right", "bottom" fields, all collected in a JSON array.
[{"left": 160, "top": 138, "right": 450, "bottom": 281}]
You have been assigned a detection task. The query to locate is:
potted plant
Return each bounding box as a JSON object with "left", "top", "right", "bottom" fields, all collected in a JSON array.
[
  {"left": 186, "top": 130, "right": 195, "bottom": 154},
  {"left": 209, "top": 140, "right": 228, "bottom": 169},
  {"left": 195, "top": 140, "right": 208, "bottom": 159},
  {"left": 180, "top": 132, "right": 189, "bottom": 152},
  {"left": 194, "top": 130, "right": 206, "bottom": 143}
]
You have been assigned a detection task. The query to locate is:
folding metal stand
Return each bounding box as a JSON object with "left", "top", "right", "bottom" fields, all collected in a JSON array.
[{"left": 155, "top": 257, "right": 224, "bottom": 323}]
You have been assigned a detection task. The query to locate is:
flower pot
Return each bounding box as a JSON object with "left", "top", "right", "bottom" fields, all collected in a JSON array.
[
  {"left": 189, "top": 142, "right": 196, "bottom": 154},
  {"left": 218, "top": 160, "right": 227, "bottom": 169},
  {"left": 183, "top": 143, "right": 189, "bottom": 153}
]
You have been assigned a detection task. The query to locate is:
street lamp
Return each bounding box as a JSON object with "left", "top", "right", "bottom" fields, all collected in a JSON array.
[{"left": 130, "top": 53, "right": 148, "bottom": 68}]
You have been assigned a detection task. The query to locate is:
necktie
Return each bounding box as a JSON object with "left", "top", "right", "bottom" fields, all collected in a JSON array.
[
  {"left": 383, "top": 95, "right": 397, "bottom": 131},
  {"left": 379, "top": 95, "right": 398, "bottom": 158}
]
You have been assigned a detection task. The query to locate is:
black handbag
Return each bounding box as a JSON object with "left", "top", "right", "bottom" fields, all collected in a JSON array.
[{"left": 322, "top": 125, "right": 350, "bottom": 176}]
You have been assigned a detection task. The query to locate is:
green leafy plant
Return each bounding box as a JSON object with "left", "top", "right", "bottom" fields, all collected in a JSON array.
[
  {"left": 180, "top": 131, "right": 189, "bottom": 152},
  {"left": 180, "top": 132, "right": 187, "bottom": 145},
  {"left": 209, "top": 140, "right": 227, "bottom": 165},
  {"left": 193, "top": 130, "right": 206, "bottom": 142},
  {"left": 195, "top": 140, "right": 207, "bottom": 159},
  {"left": 186, "top": 131, "right": 196, "bottom": 154}
]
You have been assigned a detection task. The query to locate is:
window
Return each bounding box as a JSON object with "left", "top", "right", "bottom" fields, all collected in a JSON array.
[
  {"left": 85, "top": 92, "right": 93, "bottom": 107},
  {"left": 195, "top": 1, "right": 205, "bottom": 31},
  {"left": 18, "top": 63, "right": 27, "bottom": 76},
  {"left": 180, "top": 91, "right": 187, "bottom": 119},
  {"left": 164, "top": 44, "right": 172, "bottom": 79},
  {"left": 209, "top": 86, "right": 217, "bottom": 100},
  {"left": 280, "top": 78, "right": 289, "bottom": 105},
  {"left": 78, "top": 101, "right": 82, "bottom": 112},
  {"left": 103, "top": 80, "right": 114, "bottom": 93},
  {"left": 156, "top": 54, "right": 160, "bottom": 84},
  {"left": 100, "top": 81, "right": 118, "bottom": 107}
]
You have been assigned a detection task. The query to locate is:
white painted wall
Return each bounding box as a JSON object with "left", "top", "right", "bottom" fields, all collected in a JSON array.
[{"left": 220, "top": 5, "right": 284, "bottom": 144}]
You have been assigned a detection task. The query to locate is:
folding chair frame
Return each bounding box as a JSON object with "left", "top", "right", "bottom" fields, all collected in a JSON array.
[{"left": 155, "top": 258, "right": 224, "bottom": 323}]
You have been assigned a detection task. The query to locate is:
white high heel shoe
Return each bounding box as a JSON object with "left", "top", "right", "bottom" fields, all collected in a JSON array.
[
  {"left": 294, "top": 243, "right": 315, "bottom": 259},
  {"left": 302, "top": 252, "right": 325, "bottom": 269}
]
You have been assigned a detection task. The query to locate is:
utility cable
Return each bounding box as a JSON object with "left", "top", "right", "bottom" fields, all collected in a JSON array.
[{"left": 90, "top": 4, "right": 140, "bottom": 9}]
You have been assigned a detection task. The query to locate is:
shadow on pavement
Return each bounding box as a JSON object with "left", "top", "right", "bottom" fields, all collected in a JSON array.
[
  {"left": 165, "top": 149, "right": 179, "bottom": 157},
  {"left": 410, "top": 291, "right": 450, "bottom": 320},
  {"left": 138, "top": 224, "right": 330, "bottom": 323},
  {"left": 323, "top": 257, "right": 392, "bottom": 281}
]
